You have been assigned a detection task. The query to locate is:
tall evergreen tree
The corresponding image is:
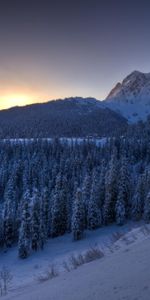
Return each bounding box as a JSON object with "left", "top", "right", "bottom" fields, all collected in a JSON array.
[
  {"left": 3, "top": 178, "right": 17, "bottom": 247},
  {"left": 72, "top": 188, "right": 85, "bottom": 241},
  {"left": 31, "top": 187, "right": 41, "bottom": 251},
  {"left": 51, "top": 173, "right": 67, "bottom": 237},
  {"left": 131, "top": 175, "right": 144, "bottom": 220},
  {"left": 82, "top": 173, "right": 91, "bottom": 227},
  {"left": 103, "top": 152, "right": 118, "bottom": 224},
  {"left": 144, "top": 192, "right": 150, "bottom": 223},
  {"left": 18, "top": 190, "right": 31, "bottom": 258},
  {"left": 87, "top": 169, "right": 102, "bottom": 229}
]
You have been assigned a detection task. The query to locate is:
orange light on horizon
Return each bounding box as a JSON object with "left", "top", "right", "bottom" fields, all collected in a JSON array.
[{"left": 0, "top": 93, "right": 34, "bottom": 110}]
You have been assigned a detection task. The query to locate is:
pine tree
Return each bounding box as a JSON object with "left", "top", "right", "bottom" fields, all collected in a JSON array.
[
  {"left": 72, "top": 188, "right": 85, "bottom": 241},
  {"left": 99, "top": 160, "right": 106, "bottom": 209},
  {"left": 31, "top": 187, "right": 41, "bottom": 251},
  {"left": 3, "top": 178, "right": 16, "bottom": 248},
  {"left": 18, "top": 190, "right": 31, "bottom": 258},
  {"left": 41, "top": 187, "right": 51, "bottom": 237},
  {"left": 115, "top": 190, "right": 126, "bottom": 225},
  {"left": 87, "top": 169, "right": 102, "bottom": 229},
  {"left": 82, "top": 173, "right": 91, "bottom": 227},
  {"left": 103, "top": 152, "right": 118, "bottom": 225},
  {"left": 119, "top": 157, "right": 131, "bottom": 213},
  {"left": 131, "top": 175, "right": 144, "bottom": 220},
  {"left": 144, "top": 192, "right": 150, "bottom": 223},
  {"left": 115, "top": 156, "right": 131, "bottom": 225},
  {"left": 51, "top": 173, "right": 67, "bottom": 237}
]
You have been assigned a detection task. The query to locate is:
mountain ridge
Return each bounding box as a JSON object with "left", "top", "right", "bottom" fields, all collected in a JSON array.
[{"left": 0, "top": 97, "right": 127, "bottom": 138}]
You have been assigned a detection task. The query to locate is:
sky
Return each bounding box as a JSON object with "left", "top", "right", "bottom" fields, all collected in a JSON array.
[{"left": 0, "top": 0, "right": 150, "bottom": 109}]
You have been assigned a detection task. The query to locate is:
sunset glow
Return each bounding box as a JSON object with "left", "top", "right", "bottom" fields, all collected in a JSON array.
[
  {"left": 0, "top": 1, "right": 150, "bottom": 110},
  {"left": 1, "top": 94, "right": 33, "bottom": 110}
]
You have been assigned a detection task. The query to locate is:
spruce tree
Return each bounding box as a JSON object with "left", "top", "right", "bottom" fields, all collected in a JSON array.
[
  {"left": 144, "top": 192, "right": 150, "bottom": 223},
  {"left": 72, "top": 188, "right": 85, "bottom": 241},
  {"left": 103, "top": 152, "right": 118, "bottom": 225},
  {"left": 51, "top": 173, "right": 67, "bottom": 237},
  {"left": 31, "top": 188, "right": 41, "bottom": 251},
  {"left": 87, "top": 169, "right": 102, "bottom": 229},
  {"left": 82, "top": 173, "right": 91, "bottom": 227},
  {"left": 115, "top": 190, "right": 126, "bottom": 225},
  {"left": 18, "top": 190, "right": 31, "bottom": 258},
  {"left": 131, "top": 175, "right": 144, "bottom": 220}
]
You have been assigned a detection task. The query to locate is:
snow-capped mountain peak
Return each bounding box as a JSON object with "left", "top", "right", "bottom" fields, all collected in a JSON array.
[
  {"left": 106, "top": 70, "right": 150, "bottom": 102},
  {"left": 105, "top": 70, "right": 150, "bottom": 122}
]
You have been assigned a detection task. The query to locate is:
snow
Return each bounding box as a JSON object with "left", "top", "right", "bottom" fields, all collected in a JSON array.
[
  {"left": 0, "top": 222, "right": 142, "bottom": 291},
  {"left": 105, "top": 100, "right": 150, "bottom": 123},
  {"left": 105, "top": 70, "right": 150, "bottom": 123},
  {"left": 2, "top": 137, "right": 107, "bottom": 147},
  {"left": 4, "top": 222, "right": 150, "bottom": 300}
]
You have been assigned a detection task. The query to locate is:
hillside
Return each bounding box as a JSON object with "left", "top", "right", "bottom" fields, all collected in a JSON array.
[
  {"left": 4, "top": 226, "right": 150, "bottom": 300},
  {"left": 0, "top": 97, "right": 127, "bottom": 138}
]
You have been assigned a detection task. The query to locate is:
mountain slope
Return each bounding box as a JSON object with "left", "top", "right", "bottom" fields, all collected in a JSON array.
[
  {"left": 0, "top": 97, "right": 127, "bottom": 138},
  {"left": 105, "top": 71, "right": 150, "bottom": 122}
]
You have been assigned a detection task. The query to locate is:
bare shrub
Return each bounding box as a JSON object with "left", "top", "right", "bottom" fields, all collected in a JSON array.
[
  {"left": 63, "top": 261, "right": 71, "bottom": 272},
  {"left": 130, "top": 233, "right": 137, "bottom": 241},
  {"left": 140, "top": 225, "right": 150, "bottom": 236},
  {"left": 69, "top": 247, "right": 104, "bottom": 270},
  {"left": 37, "top": 264, "right": 58, "bottom": 283},
  {"left": 106, "top": 245, "right": 114, "bottom": 253},
  {"left": 121, "top": 235, "right": 133, "bottom": 245},
  {"left": 0, "top": 266, "right": 13, "bottom": 296},
  {"left": 84, "top": 247, "right": 104, "bottom": 263},
  {"left": 111, "top": 231, "right": 125, "bottom": 243},
  {"left": 69, "top": 254, "right": 85, "bottom": 269}
]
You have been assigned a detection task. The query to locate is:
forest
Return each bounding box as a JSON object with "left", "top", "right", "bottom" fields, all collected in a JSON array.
[{"left": 0, "top": 125, "right": 150, "bottom": 258}]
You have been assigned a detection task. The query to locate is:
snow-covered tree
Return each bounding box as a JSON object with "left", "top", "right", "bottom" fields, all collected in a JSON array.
[
  {"left": 103, "top": 152, "right": 118, "bottom": 224},
  {"left": 3, "top": 178, "right": 16, "bottom": 248},
  {"left": 82, "top": 173, "right": 91, "bottom": 227},
  {"left": 115, "top": 191, "right": 126, "bottom": 226},
  {"left": 18, "top": 190, "right": 31, "bottom": 258},
  {"left": 51, "top": 173, "right": 67, "bottom": 237},
  {"left": 72, "top": 188, "right": 85, "bottom": 241},
  {"left": 131, "top": 175, "right": 144, "bottom": 220},
  {"left": 115, "top": 157, "right": 130, "bottom": 225},
  {"left": 87, "top": 169, "right": 102, "bottom": 229},
  {"left": 31, "top": 187, "right": 41, "bottom": 251},
  {"left": 144, "top": 192, "right": 150, "bottom": 223}
]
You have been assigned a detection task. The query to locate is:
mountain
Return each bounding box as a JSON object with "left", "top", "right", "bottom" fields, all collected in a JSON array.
[
  {"left": 0, "top": 97, "right": 127, "bottom": 138},
  {"left": 105, "top": 71, "right": 150, "bottom": 122}
]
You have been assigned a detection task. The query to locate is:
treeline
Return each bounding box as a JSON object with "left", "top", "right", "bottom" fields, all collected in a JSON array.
[{"left": 0, "top": 137, "right": 150, "bottom": 258}]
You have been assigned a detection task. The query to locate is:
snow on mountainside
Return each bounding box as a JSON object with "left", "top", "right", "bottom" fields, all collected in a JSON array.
[{"left": 105, "top": 71, "right": 150, "bottom": 123}]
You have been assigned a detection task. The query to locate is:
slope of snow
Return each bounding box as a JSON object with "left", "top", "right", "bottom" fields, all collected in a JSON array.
[
  {"left": 105, "top": 71, "right": 150, "bottom": 122},
  {"left": 4, "top": 223, "right": 150, "bottom": 300},
  {"left": 0, "top": 222, "right": 140, "bottom": 290}
]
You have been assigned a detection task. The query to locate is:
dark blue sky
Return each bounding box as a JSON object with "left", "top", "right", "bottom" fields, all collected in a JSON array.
[{"left": 0, "top": 0, "right": 150, "bottom": 108}]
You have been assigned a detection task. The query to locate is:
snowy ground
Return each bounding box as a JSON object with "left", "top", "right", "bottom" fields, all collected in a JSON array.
[
  {"left": 5, "top": 224, "right": 150, "bottom": 300},
  {"left": 2, "top": 137, "right": 107, "bottom": 146},
  {"left": 0, "top": 222, "right": 143, "bottom": 294}
]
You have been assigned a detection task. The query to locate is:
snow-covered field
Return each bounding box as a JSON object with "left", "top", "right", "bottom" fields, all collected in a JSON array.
[
  {"left": 5, "top": 224, "right": 150, "bottom": 300},
  {"left": 0, "top": 221, "right": 146, "bottom": 298}
]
